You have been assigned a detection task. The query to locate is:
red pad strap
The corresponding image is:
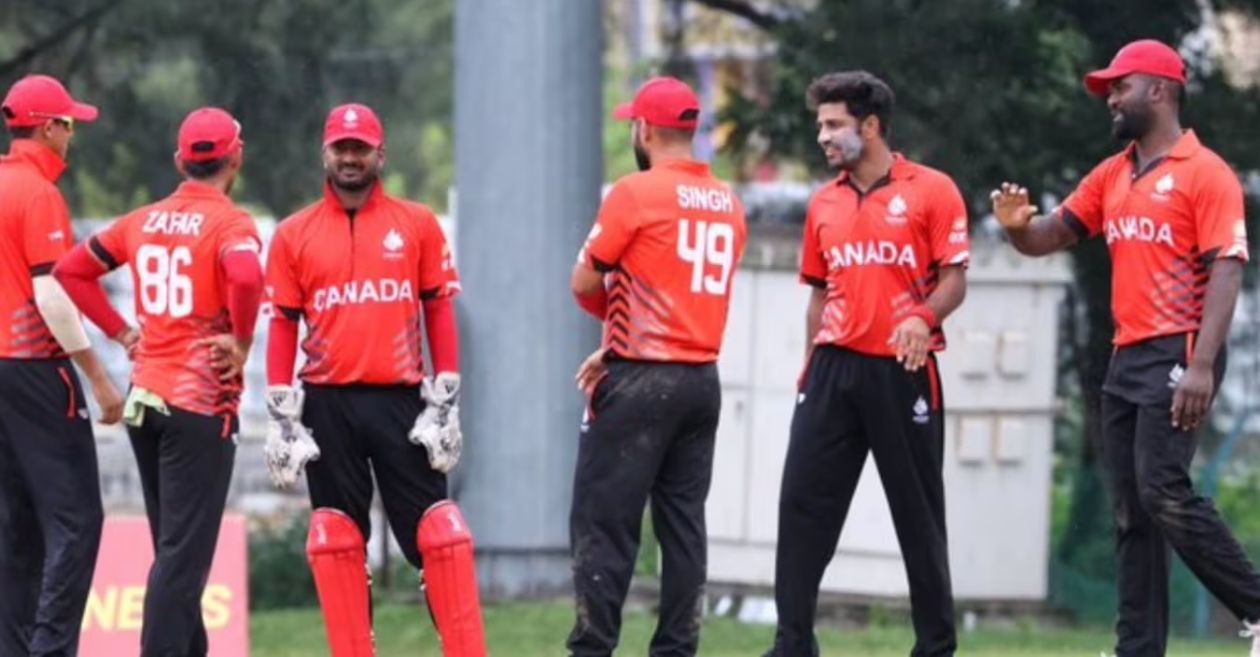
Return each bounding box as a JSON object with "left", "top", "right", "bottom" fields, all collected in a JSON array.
[
  {"left": 417, "top": 501, "right": 487, "bottom": 657},
  {"left": 306, "top": 508, "right": 374, "bottom": 657}
]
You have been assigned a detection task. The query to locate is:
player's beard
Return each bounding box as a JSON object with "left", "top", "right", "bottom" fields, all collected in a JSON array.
[
  {"left": 1112, "top": 102, "right": 1154, "bottom": 141},
  {"left": 328, "top": 165, "right": 378, "bottom": 192},
  {"left": 633, "top": 143, "right": 651, "bottom": 171}
]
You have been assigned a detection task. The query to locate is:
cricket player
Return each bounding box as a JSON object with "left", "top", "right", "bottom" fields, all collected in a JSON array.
[
  {"left": 763, "top": 71, "right": 970, "bottom": 657},
  {"left": 0, "top": 74, "right": 124, "bottom": 657},
  {"left": 54, "top": 107, "right": 263, "bottom": 656},
  {"left": 568, "top": 76, "right": 748, "bottom": 657},
  {"left": 991, "top": 39, "right": 1260, "bottom": 656},
  {"left": 263, "top": 102, "right": 484, "bottom": 656}
]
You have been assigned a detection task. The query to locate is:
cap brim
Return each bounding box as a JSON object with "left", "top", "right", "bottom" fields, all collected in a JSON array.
[
  {"left": 323, "top": 132, "right": 382, "bottom": 148},
  {"left": 67, "top": 101, "right": 98, "bottom": 122},
  {"left": 611, "top": 102, "right": 636, "bottom": 120},
  {"left": 1083, "top": 67, "right": 1129, "bottom": 96}
]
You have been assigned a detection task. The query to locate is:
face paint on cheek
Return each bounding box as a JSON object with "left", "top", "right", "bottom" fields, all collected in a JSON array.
[{"left": 836, "top": 128, "right": 863, "bottom": 165}]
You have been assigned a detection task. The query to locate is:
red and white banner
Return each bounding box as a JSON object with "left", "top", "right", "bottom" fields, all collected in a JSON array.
[{"left": 80, "top": 514, "right": 250, "bottom": 656}]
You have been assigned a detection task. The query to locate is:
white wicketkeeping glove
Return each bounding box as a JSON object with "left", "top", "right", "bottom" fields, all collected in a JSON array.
[
  {"left": 409, "top": 372, "right": 462, "bottom": 473},
  {"left": 264, "top": 386, "right": 321, "bottom": 489}
]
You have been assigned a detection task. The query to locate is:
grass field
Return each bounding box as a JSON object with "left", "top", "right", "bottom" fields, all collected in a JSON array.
[{"left": 249, "top": 601, "right": 1248, "bottom": 656}]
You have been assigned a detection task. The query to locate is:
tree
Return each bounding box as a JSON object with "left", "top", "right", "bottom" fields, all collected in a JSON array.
[{"left": 1, "top": 0, "right": 454, "bottom": 218}]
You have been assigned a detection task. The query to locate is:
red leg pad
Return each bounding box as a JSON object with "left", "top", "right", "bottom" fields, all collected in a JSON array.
[
  {"left": 417, "top": 501, "right": 487, "bottom": 657},
  {"left": 307, "top": 508, "right": 374, "bottom": 657}
]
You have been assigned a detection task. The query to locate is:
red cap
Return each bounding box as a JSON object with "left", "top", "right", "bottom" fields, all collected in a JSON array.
[
  {"left": 612, "top": 77, "right": 701, "bottom": 129},
  {"left": 324, "top": 103, "right": 384, "bottom": 147},
  {"left": 177, "top": 107, "right": 242, "bottom": 162},
  {"left": 1084, "top": 39, "right": 1186, "bottom": 96},
  {"left": 2, "top": 74, "right": 98, "bottom": 127}
]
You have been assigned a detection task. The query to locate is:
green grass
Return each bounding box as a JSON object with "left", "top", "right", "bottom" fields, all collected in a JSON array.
[{"left": 251, "top": 601, "right": 1247, "bottom": 656}]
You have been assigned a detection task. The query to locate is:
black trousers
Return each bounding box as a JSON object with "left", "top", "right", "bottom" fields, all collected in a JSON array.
[
  {"left": 567, "top": 359, "right": 721, "bottom": 657},
  {"left": 769, "top": 346, "right": 955, "bottom": 657},
  {"left": 0, "top": 358, "right": 103, "bottom": 657},
  {"left": 1101, "top": 333, "right": 1260, "bottom": 657},
  {"left": 128, "top": 405, "right": 236, "bottom": 657},
  {"left": 301, "top": 384, "right": 447, "bottom": 571}
]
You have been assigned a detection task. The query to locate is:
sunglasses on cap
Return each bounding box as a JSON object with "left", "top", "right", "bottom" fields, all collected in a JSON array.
[{"left": 27, "top": 112, "right": 75, "bottom": 129}]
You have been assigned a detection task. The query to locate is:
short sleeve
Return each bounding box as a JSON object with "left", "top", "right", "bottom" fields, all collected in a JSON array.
[
  {"left": 22, "top": 188, "right": 75, "bottom": 274},
  {"left": 1194, "top": 164, "right": 1249, "bottom": 262},
  {"left": 217, "top": 212, "right": 262, "bottom": 259},
  {"left": 264, "top": 224, "right": 304, "bottom": 311},
  {"left": 798, "top": 198, "right": 827, "bottom": 288},
  {"left": 927, "top": 176, "right": 970, "bottom": 267},
  {"left": 418, "top": 211, "right": 460, "bottom": 300},
  {"left": 1060, "top": 159, "right": 1110, "bottom": 238},
  {"left": 579, "top": 181, "right": 640, "bottom": 272}
]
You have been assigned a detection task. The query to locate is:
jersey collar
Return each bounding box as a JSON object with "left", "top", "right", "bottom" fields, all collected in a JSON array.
[
  {"left": 1123, "top": 129, "right": 1202, "bottom": 162},
  {"left": 657, "top": 158, "right": 711, "bottom": 176},
  {"left": 832, "top": 152, "right": 914, "bottom": 186},
  {"left": 173, "top": 180, "right": 231, "bottom": 201},
  {"left": 2, "top": 139, "right": 67, "bottom": 182}
]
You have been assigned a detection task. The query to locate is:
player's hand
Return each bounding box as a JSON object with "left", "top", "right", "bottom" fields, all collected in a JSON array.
[
  {"left": 113, "top": 327, "right": 140, "bottom": 359},
  {"left": 575, "top": 348, "right": 607, "bottom": 396},
  {"left": 990, "top": 182, "right": 1039, "bottom": 231},
  {"left": 264, "top": 385, "right": 320, "bottom": 489},
  {"left": 410, "top": 373, "right": 462, "bottom": 473},
  {"left": 1171, "top": 361, "right": 1214, "bottom": 431},
  {"left": 193, "top": 334, "right": 250, "bottom": 381},
  {"left": 889, "top": 316, "right": 931, "bottom": 371},
  {"left": 90, "top": 374, "right": 124, "bottom": 425}
]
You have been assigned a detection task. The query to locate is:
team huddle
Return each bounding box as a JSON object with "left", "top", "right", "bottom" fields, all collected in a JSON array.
[{"left": 0, "top": 37, "right": 1256, "bottom": 657}]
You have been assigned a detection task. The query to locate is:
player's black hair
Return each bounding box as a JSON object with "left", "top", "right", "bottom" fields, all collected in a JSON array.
[
  {"left": 183, "top": 156, "right": 230, "bottom": 180},
  {"left": 806, "top": 71, "right": 895, "bottom": 136},
  {"left": 7, "top": 126, "right": 36, "bottom": 139}
]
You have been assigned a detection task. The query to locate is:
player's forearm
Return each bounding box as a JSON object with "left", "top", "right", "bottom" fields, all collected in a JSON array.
[
  {"left": 923, "top": 265, "right": 966, "bottom": 324},
  {"left": 423, "top": 296, "right": 459, "bottom": 374},
  {"left": 805, "top": 287, "right": 825, "bottom": 357},
  {"left": 574, "top": 287, "right": 608, "bottom": 319},
  {"left": 52, "top": 243, "right": 129, "bottom": 339},
  {"left": 1005, "top": 215, "right": 1076, "bottom": 256},
  {"left": 223, "top": 250, "right": 264, "bottom": 342},
  {"left": 69, "top": 345, "right": 111, "bottom": 386},
  {"left": 266, "top": 315, "right": 300, "bottom": 386},
  {"left": 31, "top": 275, "right": 93, "bottom": 353},
  {"left": 1190, "top": 258, "right": 1242, "bottom": 369}
]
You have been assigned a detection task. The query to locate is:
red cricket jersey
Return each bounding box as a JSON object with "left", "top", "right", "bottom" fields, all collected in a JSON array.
[
  {"left": 799, "top": 154, "right": 970, "bottom": 356},
  {"left": 578, "top": 159, "right": 747, "bottom": 363},
  {"left": 266, "top": 182, "right": 458, "bottom": 385},
  {"left": 0, "top": 141, "right": 75, "bottom": 359},
  {"left": 1060, "top": 130, "right": 1249, "bottom": 346},
  {"left": 91, "top": 181, "right": 261, "bottom": 416}
]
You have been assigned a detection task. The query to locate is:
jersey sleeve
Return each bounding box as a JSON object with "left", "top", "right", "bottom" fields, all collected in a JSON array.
[
  {"left": 928, "top": 176, "right": 970, "bottom": 267},
  {"left": 87, "top": 214, "right": 132, "bottom": 271},
  {"left": 1194, "top": 164, "right": 1249, "bottom": 262},
  {"left": 418, "top": 210, "right": 460, "bottom": 300},
  {"left": 22, "top": 187, "right": 75, "bottom": 274},
  {"left": 1059, "top": 159, "right": 1109, "bottom": 238},
  {"left": 264, "top": 223, "right": 304, "bottom": 313},
  {"left": 798, "top": 197, "right": 827, "bottom": 288},
  {"left": 579, "top": 181, "right": 640, "bottom": 272},
  {"left": 217, "top": 212, "right": 263, "bottom": 259}
]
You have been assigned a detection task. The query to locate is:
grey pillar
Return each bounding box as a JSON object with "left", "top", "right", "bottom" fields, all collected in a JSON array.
[{"left": 454, "top": 0, "right": 603, "bottom": 598}]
